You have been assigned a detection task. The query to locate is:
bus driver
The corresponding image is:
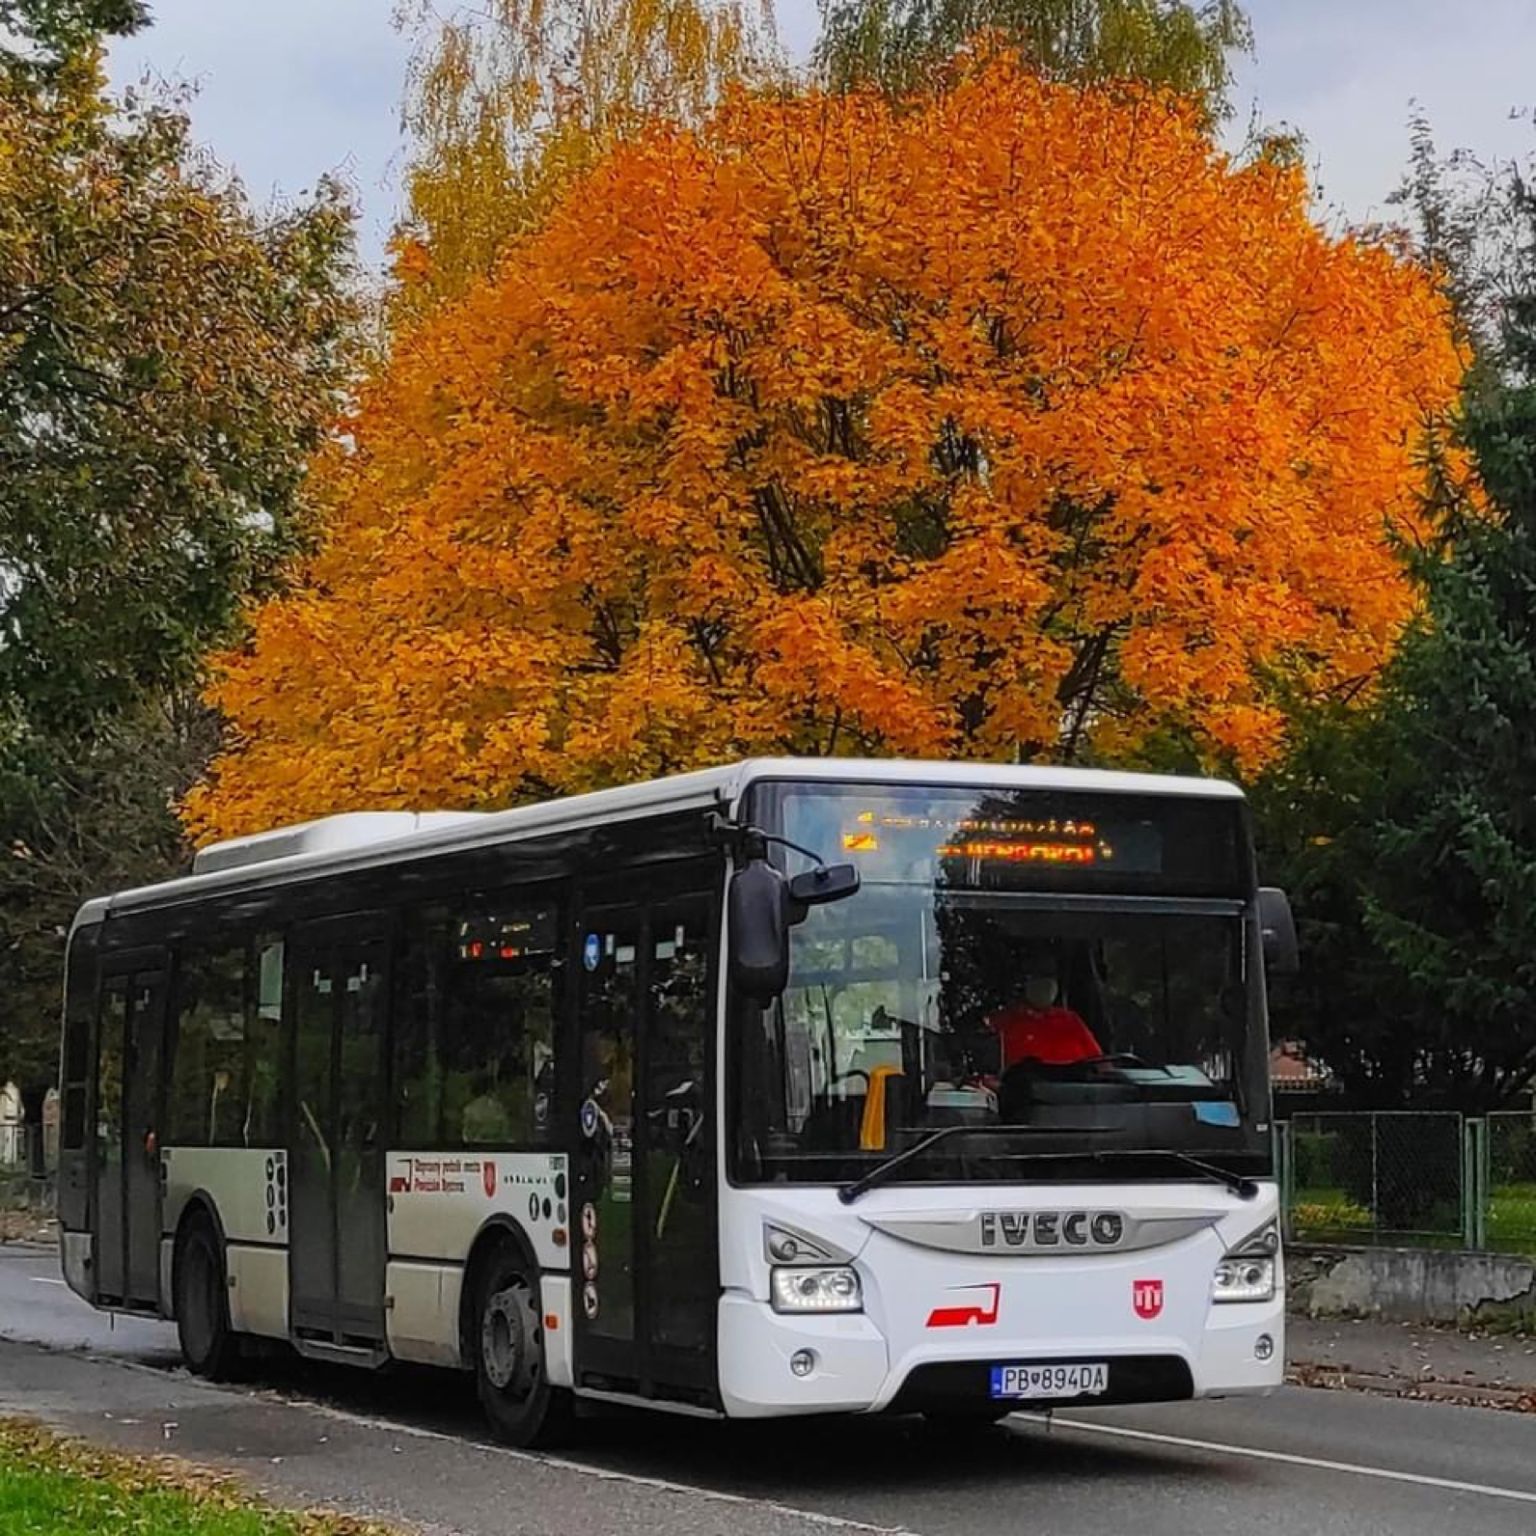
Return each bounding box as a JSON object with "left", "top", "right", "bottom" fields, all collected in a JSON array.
[{"left": 986, "top": 969, "right": 1102, "bottom": 1069}]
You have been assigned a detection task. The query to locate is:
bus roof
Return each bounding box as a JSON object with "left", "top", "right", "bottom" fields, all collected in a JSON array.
[{"left": 73, "top": 757, "right": 1243, "bottom": 927}]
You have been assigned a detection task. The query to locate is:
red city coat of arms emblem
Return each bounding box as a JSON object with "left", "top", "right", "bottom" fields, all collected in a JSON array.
[
  {"left": 482, "top": 1159, "right": 497, "bottom": 1199},
  {"left": 1133, "top": 1279, "right": 1164, "bottom": 1320}
]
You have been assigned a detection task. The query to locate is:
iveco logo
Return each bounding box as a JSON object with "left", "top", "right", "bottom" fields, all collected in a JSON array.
[{"left": 980, "top": 1210, "right": 1126, "bottom": 1249}]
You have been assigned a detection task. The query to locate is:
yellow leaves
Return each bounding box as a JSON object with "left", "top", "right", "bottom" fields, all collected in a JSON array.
[
  {"left": 749, "top": 597, "right": 955, "bottom": 757},
  {"left": 187, "top": 56, "right": 1466, "bottom": 842},
  {"left": 388, "top": 235, "right": 434, "bottom": 290},
  {"left": 392, "top": 0, "right": 783, "bottom": 319}
]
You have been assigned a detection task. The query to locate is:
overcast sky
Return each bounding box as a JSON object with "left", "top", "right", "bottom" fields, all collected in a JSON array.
[{"left": 108, "top": 1, "right": 1536, "bottom": 270}]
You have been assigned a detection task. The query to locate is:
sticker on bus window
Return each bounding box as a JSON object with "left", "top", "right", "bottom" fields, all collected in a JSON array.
[{"left": 583, "top": 933, "right": 601, "bottom": 971}]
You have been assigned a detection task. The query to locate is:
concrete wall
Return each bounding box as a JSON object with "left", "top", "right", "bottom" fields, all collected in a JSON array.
[{"left": 1289, "top": 1244, "right": 1536, "bottom": 1329}]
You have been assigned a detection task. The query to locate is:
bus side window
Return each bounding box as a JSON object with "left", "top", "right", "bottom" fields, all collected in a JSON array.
[
  {"left": 60, "top": 927, "right": 98, "bottom": 1157},
  {"left": 394, "top": 895, "right": 561, "bottom": 1151},
  {"left": 169, "top": 941, "right": 249, "bottom": 1148},
  {"left": 393, "top": 912, "right": 447, "bottom": 1147},
  {"left": 245, "top": 938, "right": 284, "bottom": 1146}
]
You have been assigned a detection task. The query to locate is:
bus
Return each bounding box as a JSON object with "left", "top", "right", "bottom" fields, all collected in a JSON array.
[{"left": 57, "top": 759, "right": 1296, "bottom": 1445}]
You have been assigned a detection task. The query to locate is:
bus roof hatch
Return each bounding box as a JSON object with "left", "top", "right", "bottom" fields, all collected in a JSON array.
[{"left": 192, "top": 810, "right": 486, "bottom": 877}]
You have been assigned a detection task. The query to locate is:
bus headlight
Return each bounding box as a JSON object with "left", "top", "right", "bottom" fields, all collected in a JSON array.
[
  {"left": 1212, "top": 1255, "right": 1275, "bottom": 1303},
  {"left": 1213, "top": 1221, "right": 1279, "bottom": 1303},
  {"left": 771, "top": 1266, "right": 863, "bottom": 1314}
]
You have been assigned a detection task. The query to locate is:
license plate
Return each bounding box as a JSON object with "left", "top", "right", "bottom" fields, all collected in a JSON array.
[{"left": 989, "top": 1362, "right": 1109, "bottom": 1400}]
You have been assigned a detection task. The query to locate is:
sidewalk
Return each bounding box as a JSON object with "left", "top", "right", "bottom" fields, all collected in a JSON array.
[
  {"left": 1288, "top": 1315, "right": 1536, "bottom": 1410},
  {"left": 0, "top": 1338, "right": 859, "bottom": 1536}
]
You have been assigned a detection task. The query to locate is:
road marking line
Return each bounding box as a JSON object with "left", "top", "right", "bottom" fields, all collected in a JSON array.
[
  {"left": 1041, "top": 1416, "right": 1536, "bottom": 1505},
  {"left": 251, "top": 1394, "right": 923, "bottom": 1535},
  {"left": 29, "top": 1328, "right": 1533, "bottom": 1522},
  {"left": 8, "top": 1339, "right": 923, "bottom": 1535},
  {"left": 30, "top": 1278, "right": 66, "bottom": 1287}
]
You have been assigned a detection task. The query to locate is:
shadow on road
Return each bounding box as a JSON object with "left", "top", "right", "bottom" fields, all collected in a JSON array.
[{"left": 199, "top": 1347, "right": 1224, "bottom": 1504}]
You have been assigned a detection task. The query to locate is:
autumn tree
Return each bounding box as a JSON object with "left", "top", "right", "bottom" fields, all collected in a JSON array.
[
  {"left": 0, "top": 32, "right": 358, "bottom": 1096},
  {"left": 188, "top": 59, "right": 1463, "bottom": 844},
  {"left": 392, "top": 0, "right": 782, "bottom": 317},
  {"left": 816, "top": 0, "right": 1250, "bottom": 115},
  {"left": 0, "top": 0, "right": 146, "bottom": 74}
]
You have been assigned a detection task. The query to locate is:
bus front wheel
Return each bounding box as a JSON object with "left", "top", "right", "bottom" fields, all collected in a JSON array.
[
  {"left": 472, "top": 1244, "right": 572, "bottom": 1448},
  {"left": 175, "top": 1215, "right": 241, "bottom": 1381}
]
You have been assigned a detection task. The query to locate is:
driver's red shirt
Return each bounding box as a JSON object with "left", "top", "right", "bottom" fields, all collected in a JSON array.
[{"left": 988, "top": 1004, "right": 1101, "bottom": 1068}]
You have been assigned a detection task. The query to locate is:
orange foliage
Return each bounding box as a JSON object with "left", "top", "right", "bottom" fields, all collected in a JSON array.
[{"left": 185, "top": 59, "right": 1466, "bottom": 841}]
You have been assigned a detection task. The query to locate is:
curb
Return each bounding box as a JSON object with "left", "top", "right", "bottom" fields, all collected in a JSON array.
[{"left": 1291, "top": 1362, "right": 1536, "bottom": 1413}]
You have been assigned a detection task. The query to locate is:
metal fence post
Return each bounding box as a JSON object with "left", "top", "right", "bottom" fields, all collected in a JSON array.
[
  {"left": 1369, "top": 1113, "right": 1380, "bottom": 1239},
  {"left": 1469, "top": 1117, "right": 1489, "bottom": 1251},
  {"left": 1275, "top": 1120, "right": 1294, "bottom": 1241},
  {"left": 1462, "top": 1118, "right": 1475, "bottom": 1249}
]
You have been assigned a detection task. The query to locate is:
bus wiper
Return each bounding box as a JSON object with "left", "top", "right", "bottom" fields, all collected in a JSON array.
[
  {"left": 837, "top": 1123, "right": 1115, "bottom": 1206},
  {"left": 1086, "top": 1148, "right": 1258, "bottom": 1201},
  {"left": 836, "top": 1133, "right": 1258, "bottom": 1205}
]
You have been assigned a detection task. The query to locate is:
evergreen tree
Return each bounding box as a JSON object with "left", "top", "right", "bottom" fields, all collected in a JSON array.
[{"left": 1260, "top": 153, "right": 1536, "bottom": 1110}]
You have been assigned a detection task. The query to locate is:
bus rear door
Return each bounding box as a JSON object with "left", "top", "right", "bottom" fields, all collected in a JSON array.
[
  {"left": 288, "top": 916, "right": 390, "bottom": 1353},
  {"left": 92, "top": 953, "right": 167, "bottom": 1310}
]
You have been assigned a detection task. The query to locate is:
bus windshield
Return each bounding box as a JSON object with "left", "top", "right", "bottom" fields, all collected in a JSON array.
[{"left": 732, "top": 782, "right": 1268, "bottom": 1186}]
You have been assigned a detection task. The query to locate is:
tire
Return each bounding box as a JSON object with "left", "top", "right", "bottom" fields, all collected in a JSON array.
[
  {"left": 175, "top": 1215, "right": 242, "bottom": 1381},
  {"left": 471, "top": 1242, "right": 573, "bottom": 1448}
]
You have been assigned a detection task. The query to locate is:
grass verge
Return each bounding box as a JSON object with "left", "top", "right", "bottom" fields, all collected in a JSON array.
[{"left": 0, "top": 1419, "right": 395, "bottom": 1536}]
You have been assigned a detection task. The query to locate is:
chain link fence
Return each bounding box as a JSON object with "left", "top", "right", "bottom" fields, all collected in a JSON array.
[
  {"left": 1280, "top": 1111, "right": 1536, "bottom": 1255},
  {"left": 1485, "top": 1112, "right": 1536, "bottom": 1255},
  {"left": 1283, "top": 1112, "right": 1468, "bottom": 1246}
]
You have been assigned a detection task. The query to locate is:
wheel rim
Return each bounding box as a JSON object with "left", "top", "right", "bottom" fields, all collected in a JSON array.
[{"left": 481, "top": 1278, "right": 540, "bottom": 1398}]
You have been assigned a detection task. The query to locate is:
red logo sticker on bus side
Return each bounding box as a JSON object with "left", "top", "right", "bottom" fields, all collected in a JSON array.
[
  {"left": 483, "top": 1159, "right": 497, "bottom": 1199},
  {"left": 926, "top": 1283, "right": 1001, "bottom": 1329},
  {"left": 1133, "top": 1279, "right": 1164, "bottom": 1320}
]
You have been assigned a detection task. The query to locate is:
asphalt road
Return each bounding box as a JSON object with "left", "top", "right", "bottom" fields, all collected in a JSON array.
[{"left": 2, "top": 1244, "right": 1534, "bottom": 1536}]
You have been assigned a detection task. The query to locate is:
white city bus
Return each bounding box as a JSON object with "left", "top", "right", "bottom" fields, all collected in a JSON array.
[{"left": 58, "top": 759, "right": 1294, "bottom": 1444}]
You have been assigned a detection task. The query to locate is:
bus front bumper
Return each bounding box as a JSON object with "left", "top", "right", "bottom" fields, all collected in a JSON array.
[{"left": 716, "top": 1293, "right": 1284, "bottom": 1418}]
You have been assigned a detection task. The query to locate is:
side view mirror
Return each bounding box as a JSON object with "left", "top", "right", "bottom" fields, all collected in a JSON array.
[
  {"left": 728, "top": 860, "right": 790, "bottom": 1001},
  {"left": 728, "top": 860, "right": 862, "bottom": 1003},
  {"left": 1257, "top": 887, "right": 1299, "bottom": 976}
]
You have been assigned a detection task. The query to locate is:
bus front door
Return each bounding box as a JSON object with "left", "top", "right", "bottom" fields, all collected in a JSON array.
[
  {"left": 573, "top": 883, "right": 718, "bottom": 1408},
  {"left": 93, "top": 962, "right": 166, "bottom": 1310},
  {"left": 288, "top": 921, "right": 389, "bottom": 1352}
]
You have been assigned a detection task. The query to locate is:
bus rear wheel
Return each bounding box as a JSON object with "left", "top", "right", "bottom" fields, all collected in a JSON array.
[
  {"left": 175, "top": 1216, "right": 241, "bottom": 1381},
  {"left": 472, "top": 1245, "right": 572, "bottom": 1448}
]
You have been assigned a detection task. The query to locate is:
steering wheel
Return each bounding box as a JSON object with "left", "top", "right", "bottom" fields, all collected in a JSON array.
[{"left": 1008, "top": 1052, "right": 1146, "bottom": 1077}]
